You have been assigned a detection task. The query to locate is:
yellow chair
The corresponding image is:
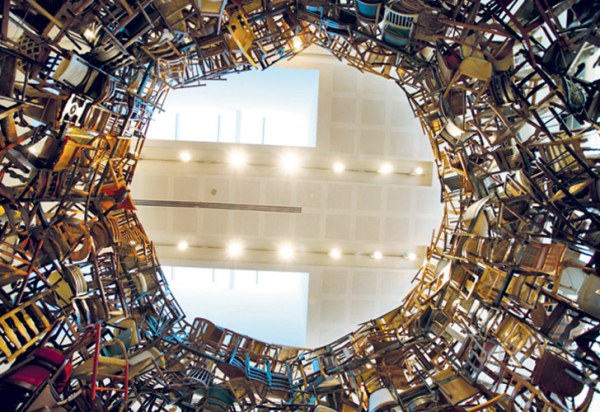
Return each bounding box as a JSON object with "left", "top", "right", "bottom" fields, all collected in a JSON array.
[
  {"left": 227, "top": 11, "right": 259, "bottom": 68},
  {"left": 494, "top": 316, "right": 539, "bottom": 366},
  {"left": 0, "top": 292, "right": 52, "bottom": 362},
  {"left": 198, "top": 0, "right": 227, "bottom": 22},
  {"left": 443, "top": 56, "right": 492, "bottom": 104}
]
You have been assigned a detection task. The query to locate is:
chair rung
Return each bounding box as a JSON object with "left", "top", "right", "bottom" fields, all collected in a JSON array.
[
  {"left": 95, "top": 387, "right": 126, "bottom": 392},
  {"left": 97, "top": 373, "right": 128, "bottom": 379}
]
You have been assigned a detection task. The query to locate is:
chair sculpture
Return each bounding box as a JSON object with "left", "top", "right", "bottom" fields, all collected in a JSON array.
[{"left": 0, "top": 0, "right": 599, "bottom": 411}]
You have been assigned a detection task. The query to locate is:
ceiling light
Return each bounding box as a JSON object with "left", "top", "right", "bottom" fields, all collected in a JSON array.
[
  {"left": 179, "top": 151, "right": 192, "bottom": 162},
  {"left": 227, "top": 240, "right": 244, "bottom": 258},
  {"left": 329, "top": 248, "right": 342, "bottom": 260},
  {"left": 332, "top": 162, "right": 345, "bottom": 174},
  {"left": 413, "top": 166, "right": 424, "bottom": 175},
  {"left": 378, "top": 163, "right": 393, "bottom": 175},
  {"left": 177, "top": 241, "right": 189, "bottom": 251},
  {"left": 280, "top": 153, "right": 300, "bottom": 173},
  {"left": 278, "top": 243, "right": 294, "bottom": 261},
  {"left": 371, "top": 251, "right": 383, "bottom": 260},
  {"left": 408, "top": 252, "right": 417, "bottom": 261},
  {"left": 228, "top": 150, "right": 247, "bottom": 168}
]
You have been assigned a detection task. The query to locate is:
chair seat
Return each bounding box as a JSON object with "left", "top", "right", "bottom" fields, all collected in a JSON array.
[
  {"left": 383, "top": 25, "right": 411, "bottom": 47},
  {"left": 73, "top": 356, "right": 128, "bottom": 379},
  {"left": 458, "top": 57, "right": 492, "bottom": 81},
  {"left": 6, "top": 364, "right": 51, "bottom": 392},
  {"left": 33, "top": 347, "right": 72, "bottom": 393}
]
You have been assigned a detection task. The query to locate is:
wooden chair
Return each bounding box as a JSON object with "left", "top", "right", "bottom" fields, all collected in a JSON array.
[
  {"left": 0, "top": 291, "right": 53, "bottom": 363},
  {"left": 461, "top": 197, "right": 491, "bottom": 236},
  {"left": 198, "top": 384, "right": 236, "bottom": 412},
  {"left": 443, "top": 56, "right": 493, "bottom": 104},
  {"left": 517, "top": 242, "right": 567, "bottom": 277},
  {"left": 432, "top": 369, "right": 479, "bottom": 406},
  {"left": 475, "top": 265, "right": 507, "bottom": 304},
  {"left": 493, "top": 316, "right": 540, "bottom": 367},
  {"left": 197, "top": 0, "right": 228, "bottom": 34},
  {"left": 227, "top": 11, "right": 259, "bottom": 68},
  {"left": 506, "top": 373, "right": 569, "bottom": 411}
]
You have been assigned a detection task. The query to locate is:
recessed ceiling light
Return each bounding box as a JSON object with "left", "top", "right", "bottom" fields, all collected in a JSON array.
[
  {"left": 179, "top": 151, "right": 192, "bottom": 162},
  {"left": 332, "top": 162, "right": 345, "bottom": 174},
  {"left": 413, "top": 166, "right": 424, "bottom": 175},
  {"left": 371, "top": 251, "right": 383, "bottom": 260},
  {"left": 227, "top": 240, "right": 244, "bottom": 258},
  {"left": 278, "top": 243, "right": 294, "bottom": 261},
  {"left": 177, "top": 241, "right": 189, "bottom": 251},
  {"left": 329, "top": 248, "right": 342, "bottom": 259},
  {"left": 408, "top": 252, "right": 417, "bottom": 261},
  {"left": 378, "top": 162, "right": 393, "bottom": 175},
  {"left": 228, "top": 150, "right": 247, "bottom": 168},
  {"left": 280, "top": 153, "right": 300, "bottom": 173}
]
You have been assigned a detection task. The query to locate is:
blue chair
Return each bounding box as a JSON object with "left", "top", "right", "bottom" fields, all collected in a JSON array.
[{"left": 355, "top": 0, "right": 384, "bottom": 23}]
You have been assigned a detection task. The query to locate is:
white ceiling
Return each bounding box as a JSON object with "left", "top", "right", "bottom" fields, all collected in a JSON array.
[{"left": 130, "top": 47, "right": 443, "bottom": 346}]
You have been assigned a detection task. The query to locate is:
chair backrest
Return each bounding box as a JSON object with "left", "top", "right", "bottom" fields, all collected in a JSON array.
[
  {"left": 355, "top": 0, "right": 383, "bottom": 21},
  {"left": 368, "top": 387, "right": 397, "bottom": 412},
  {"left": 198, "top": 0, "right": 227, "bottom": 15},
  {"left": 532, "top": 351, "right": 583, "bottom": 397},
  {"left": 204, "top": 384, "right": 236, "bottom": 412},
  {"left": 48, "top": 265, "right": 87, "bottom": 308},
  {"left": 102, "top": 318, "right": 140, "bottom": 357},
  {"left": 382, "top": 7, "right": 417, "bottom": 47},
  {"left": 72, "top": 295, "right": 108, "bottom": 328},
  {"left": 384, "top": 7, "right": 416, "bottom": 29},
  {"left": 0, "top": 292, "right": 52, "bottom": 363},
  {"left": 577, "top": 273, "right": 600, "bottom": 318}
]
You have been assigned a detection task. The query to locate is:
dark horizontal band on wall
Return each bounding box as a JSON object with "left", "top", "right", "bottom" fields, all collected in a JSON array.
[{"left": 134, "top": 199, "right": 302, "bottom": 214}]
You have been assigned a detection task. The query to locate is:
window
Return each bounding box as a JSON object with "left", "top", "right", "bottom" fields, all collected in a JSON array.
[
  {"left": 148, "top": 67, "right": 319, "bottom": 147},
  {"left": 164, "top": 266, "right": 309, "bottom": 346}
]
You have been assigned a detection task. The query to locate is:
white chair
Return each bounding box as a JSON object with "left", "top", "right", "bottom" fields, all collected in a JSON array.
[
  {"left": 382, "top": 6, "right": 416, "bottom": 48},
  {"left": 368, "top": 387, "right": 398, "bottom": 412}
]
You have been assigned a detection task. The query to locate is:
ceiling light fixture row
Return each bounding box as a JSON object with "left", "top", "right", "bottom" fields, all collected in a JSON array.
[
  {"left": 179, "top": 150, "right": 425, "bottom": 177},
  {"left": 176, "top": 240, "right": 417, "bottom": 262}
]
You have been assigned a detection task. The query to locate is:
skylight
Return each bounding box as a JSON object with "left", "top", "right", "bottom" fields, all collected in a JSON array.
[
  {"left": 148, "top": 67, "right": 319, "bottom": 147},
  {"left": 163, "top": 266, "right": 309, "bottom": 346}
]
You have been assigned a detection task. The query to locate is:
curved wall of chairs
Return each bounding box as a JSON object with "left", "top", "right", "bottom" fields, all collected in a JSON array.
[{"left": 0, "top": 0, "right": 598, "bottom": 410}]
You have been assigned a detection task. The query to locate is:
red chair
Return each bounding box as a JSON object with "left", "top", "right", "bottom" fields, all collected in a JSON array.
[
  {"left": 1, "top": 347, "right": 72, "bottom": 410},
  {"left": 33, "top": 347, "right": 73, "bottom": 393}
]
